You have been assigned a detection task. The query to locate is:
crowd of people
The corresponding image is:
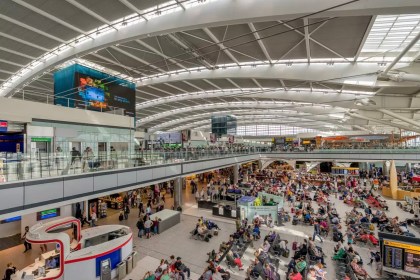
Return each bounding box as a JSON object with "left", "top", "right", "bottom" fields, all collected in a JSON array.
[{"left": 142, "top": 255, "right": 192, "bottom": 280}]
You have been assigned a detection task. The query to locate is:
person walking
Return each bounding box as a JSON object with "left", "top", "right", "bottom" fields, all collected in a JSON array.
[
  {"left": 90, "top": 211, "right": 97, "bottom": 227},
  {"left": 312, "top": 221, "right": 323, "bottom": 243},
  {"left": 22, "top": 226, "right": 32, "bottom": 253},
  {"left": 124, "top": 204, "right": 130, "bottom": 220},
  {"left": 136, "top": 218, "right": 145, "bottom": 238}
]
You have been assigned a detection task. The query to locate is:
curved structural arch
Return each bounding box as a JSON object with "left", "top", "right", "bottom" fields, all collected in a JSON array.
[{"left": 0, "top": 0, "right": 416, "bottom": 97}]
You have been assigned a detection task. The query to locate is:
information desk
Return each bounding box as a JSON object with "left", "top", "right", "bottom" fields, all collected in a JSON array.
[
  {"left": 12, "top": 250, "right": 60, "bottom": 280},
  {"left": 149, "top": 209, "right": 181, "bottom": 234},
  {"left": 212, "top": 205, "right": 238, "bottom": 220},
  {"left": 198, "top": 200, "right": 216, "bottom": 210}
]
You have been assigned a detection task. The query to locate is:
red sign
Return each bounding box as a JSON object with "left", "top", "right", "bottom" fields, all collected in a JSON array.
[{"left": 0, "top": 121, "right": 7, "bottom": 128}]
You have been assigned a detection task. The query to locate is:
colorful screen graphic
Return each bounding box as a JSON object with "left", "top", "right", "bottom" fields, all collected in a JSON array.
[
  {"left": 75, "top": 72, "right": 135, "bottom": 116},
  {"left": 54, "top": 64, "right": 135, "bottom": 117}
]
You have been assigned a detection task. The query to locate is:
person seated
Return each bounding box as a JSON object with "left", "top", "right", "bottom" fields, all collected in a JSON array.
[
  {"left": 308, "top": 239, "right": 326, "bottom": 266},
  {"left": 226, "top": 251, "right": 244, "bottom": 270},
  {"left": 294, "top": 240, "right": 308, "bottom": 259},
  {"left": 304, "top": 212, "right": 312, "bottom": 223},
  {"left": 45, "top": 257, "right": 58, "bottom": 269},
  {"left": 252, "top": 225, "right": 261, "bottom": 239},
  {"left": 288, "top": 268, "right": 303, "bottom": 280},
  {"left": 261, "top": 240, "right": 271, "bottom": 254},
  {"left": 143, "top": 271, "right": 155, "bottom": 280},
  {"left": 350, "top": 257, "right": 368, "bottom": 280},
  {"left": 314, "top": 263, "right": 327, "bottom": 280},
  {"left": 246, "top": 257, "right": 263, "bottom": 279},
  {"left": 306, "top": 267, "right": 317, "bottom": 280},
  {"left": 264, "top": 231, "right": 277, "bottom": 243},
  {"left": 331, "top": 216, "right": 340, "bottom": 225},
  {"left": 332, "top": 246, "right": 347, "bottom": 260},
  {"left": 197, "top": 224, "right": 209, "bottom": 238},
  {"left": 295, "top": 256, "right": 307, "bottom": 273},
  {"left": 319, "top": 220, "right": 328, "bottom": 232}
]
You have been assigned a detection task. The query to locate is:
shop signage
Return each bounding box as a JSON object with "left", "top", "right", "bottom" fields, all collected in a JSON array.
[
  {"left": 0, "top": 121, "right": 7, "bottom": 132},
  {"left": 0, "top": 216, "right": 21, "bottom": 224},
  {"left": 31, "top": 137, "right": 52, "bottom": 142},
  {"left": 37, "top": 208, "right": 60, "bottom": 221},
  {"left": 384, "top": 240, "right": 420, "bottom": 252}
]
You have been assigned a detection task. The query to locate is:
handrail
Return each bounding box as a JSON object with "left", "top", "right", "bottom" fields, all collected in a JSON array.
[{"left": 0, "top": 148, "right": 419, "bottom": 184}]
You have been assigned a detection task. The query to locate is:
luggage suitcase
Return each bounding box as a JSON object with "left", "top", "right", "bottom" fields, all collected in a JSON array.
[
  {"left": 282, "top": 249, "right": 290, "bottom": 258},
  {"left": 292, "top": 241, "right": 298, "bottom": 250},
  {"left": 204, "top": 236, "right": 210, "bottom": 242},
  {"left": 292, "top": 219, "right": 298, "bottom": 225},
  {"left": 213, "top": 230, "right": 218, "bottom": 236}
]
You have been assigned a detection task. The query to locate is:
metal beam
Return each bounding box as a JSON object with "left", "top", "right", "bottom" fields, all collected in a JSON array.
[
  {"left": 303, "top": 18, "right": 311, "bottom": 63},
  {"left": 139, "top": 63, "right": 395, "bottom": 87},
  {"left": 0, "top": 31, "right": 50, "bottom": 52},
  {"left": 166, "top": 34, "right": 214, "bottom": 69},
  {"left": 347, "top": 112, "right": 420, "bottom": 133},
  {"left": 136, "top": 39, "right": 188, "bottom": 70},
  {"left": 65, "top": 0, "right": 115, "bottom": 28},
  {"left": 90, "top": 53, "right": 141, "bottom": 76},
  {"left": 378, "top": 108, "right": 420, "bottom": 128},
  {"left": 138, "top": 101, "right": 345, "bottom": 125},
  {"left": 248, "top": 23, "right": 272, "bottom": 64},
  {"left": 12, "top": 0, "right": 88, "bottom": 35},
  {"left": 354, "top": 16, "right": 376, "bottom": 62},
  {"left": 109, "top": 46, "right": 163, "bottom": 74},
  {"left": 203, "top": 27, "right": 240, "bottom": 66},
  {"left": 0, "top": 14, "right": 66, "bottom": 43},
  {"left": 0, "top": 46, "right": 36, "bottom": 60},
  {"left": 0, "top": 59, "right": 25, "bottom": 67},
  {"left": 383, "top": 32, "right": 420, "bottom": 75},
  {"left": 118, "top": 0, "right": 148, "bottom": 21}
]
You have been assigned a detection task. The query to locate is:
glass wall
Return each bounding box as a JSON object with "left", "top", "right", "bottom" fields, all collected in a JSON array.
[
  {"left": 30, "top": 121, "right": 135, "bottom": 157},
  {"left": 236, "top": 125, "right": 320, "bottom": 136}
]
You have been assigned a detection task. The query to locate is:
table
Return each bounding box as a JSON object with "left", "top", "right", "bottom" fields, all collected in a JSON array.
[{"left": 149, "top": 209, "right": 181, "bottom": 234}]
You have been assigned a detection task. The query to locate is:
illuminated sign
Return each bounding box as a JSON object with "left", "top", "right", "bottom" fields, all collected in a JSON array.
[
  {"left": 0, "top": 216, "right": 21, "bottom": 224},
  {"left": 37, "top": 208, "right": 60, "bottom": 221},
  {"left": 384, "top": 240, "right": 420, "bottom": 252},
  {"left": 0, "top": 121, "right": 7, "bottom": 132}
]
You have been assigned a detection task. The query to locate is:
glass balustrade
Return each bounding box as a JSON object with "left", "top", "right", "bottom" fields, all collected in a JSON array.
[{"left": 0, "top": 147, "right": 418, "bottom": 183}]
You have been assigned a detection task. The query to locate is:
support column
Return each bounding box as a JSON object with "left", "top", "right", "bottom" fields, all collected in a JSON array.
[
  {"left": 84, "top": 200, "right": 89, "bottom": 216},
  {"left": 233, "top": 163, "right": 239, "bottom": 185},
  {"left": 383, "top": 161, "right": 390, "bottom": 176},
  {"left": 389, "top": 160, "right": 398, "bottom": 199},
  {"left": 174, "top": 177, "right": 182, "bottom": 209}
]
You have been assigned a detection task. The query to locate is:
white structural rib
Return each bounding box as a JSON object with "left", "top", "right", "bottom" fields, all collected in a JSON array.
[
  {"left": 12, "top": 0, "right": 87, "bottom": 35},
  {"left": 347, "top": 112, "right": 420, "bottom": 133},
  {"left": 378, "top": 109, "right": 420, "bottom": 128},
  {"left": 248, "top": 23, "right": 272, "bottom": 64},
  {"left": 118, "top": 0, "right": 148, "bottom": 21},
  {"left": 203, "top": 27, "right": 240, "bottom": 66},
  {"left": 0, "top": 14, "right": 66, "bottom": 43},
  {"left": 303, "top": 18, "right": 311, "bottom": 63},
  {"left": 65, "top": 0, "right": 114, "bottom": 27},
  {"left": 0, "top": 32, "right": 49, "bottom": 51},
  {"left": 3, "top": 0, "right": 420, "bottom": 96}
]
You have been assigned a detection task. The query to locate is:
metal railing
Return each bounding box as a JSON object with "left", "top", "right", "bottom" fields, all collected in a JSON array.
[
  {"left": 0, "top": 149, "right": 255, "bottom": 183},
  {"left": 0, "top": 147, "right": 419, "bottom": 183},
  {"left": 15, "top": 90, "right": 127, "bottom": 115}
]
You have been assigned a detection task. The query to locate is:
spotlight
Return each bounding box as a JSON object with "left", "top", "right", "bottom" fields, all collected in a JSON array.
[
  {"left": 96, "top": 30, "right": 101, "bottom": 35},
  {"left": 286, "top": 62, "right": 292, "bottom": 67},
  {"left": 122, "top": 21, "right": 127, "bottom": 26}
]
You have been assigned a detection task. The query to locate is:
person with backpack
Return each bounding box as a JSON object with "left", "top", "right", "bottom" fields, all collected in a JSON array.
[
  {"left": 136, "top": 218, "right": 145, "bottom": 238},
  {"left": 3, "top": 263, "right": 16, "bottom": 280},
  {"left": 124, "top": 204, "right": 130, "bottom": 220}
]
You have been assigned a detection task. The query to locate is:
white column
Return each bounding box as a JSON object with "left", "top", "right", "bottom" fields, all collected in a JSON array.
[
  {"left": 174, "top": 177, "right": 182, "bottom": 208},
  {"left": 233, "top": 163, "right": 239, "bottom": 184}
]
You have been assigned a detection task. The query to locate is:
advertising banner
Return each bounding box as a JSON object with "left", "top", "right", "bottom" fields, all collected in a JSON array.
[{"left": 54, "top": 64, "right": 136, "bottom": 117}]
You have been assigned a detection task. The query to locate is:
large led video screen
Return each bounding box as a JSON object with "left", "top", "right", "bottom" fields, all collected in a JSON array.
[{"left": 54, "top": 64, "right": 136, "bottom": 117}]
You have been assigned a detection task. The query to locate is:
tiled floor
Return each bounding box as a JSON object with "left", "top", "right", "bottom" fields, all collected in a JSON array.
[{"left": 0, "top": 180, "right": 416, "bottom": 280}]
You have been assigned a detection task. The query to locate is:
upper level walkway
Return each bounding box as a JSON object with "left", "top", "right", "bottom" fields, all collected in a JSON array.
[
  {"left": 1, "top": 148, "right": 419, "bottom": 183},
  {"left": 0, "top": 148, "right": 419, "bottom": 219}
]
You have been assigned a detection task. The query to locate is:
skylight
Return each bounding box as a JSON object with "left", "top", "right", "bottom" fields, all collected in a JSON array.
[{"left": 361, "top": 14, "right": 420, "bottom": 53}]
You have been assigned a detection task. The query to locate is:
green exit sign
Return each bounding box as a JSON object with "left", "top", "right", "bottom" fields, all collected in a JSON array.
[{"left": 31, "top": 137, "right": 52, "bottom": 142}]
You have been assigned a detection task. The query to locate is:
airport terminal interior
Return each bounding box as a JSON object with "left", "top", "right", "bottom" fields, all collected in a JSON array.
[{"left": 1, "top": 0, "right": 420, "bottom": 280}]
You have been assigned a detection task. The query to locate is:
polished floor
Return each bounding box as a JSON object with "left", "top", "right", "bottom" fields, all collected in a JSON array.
[{"left": 0, "top": 181, "right": 416, "bottom": 279}]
